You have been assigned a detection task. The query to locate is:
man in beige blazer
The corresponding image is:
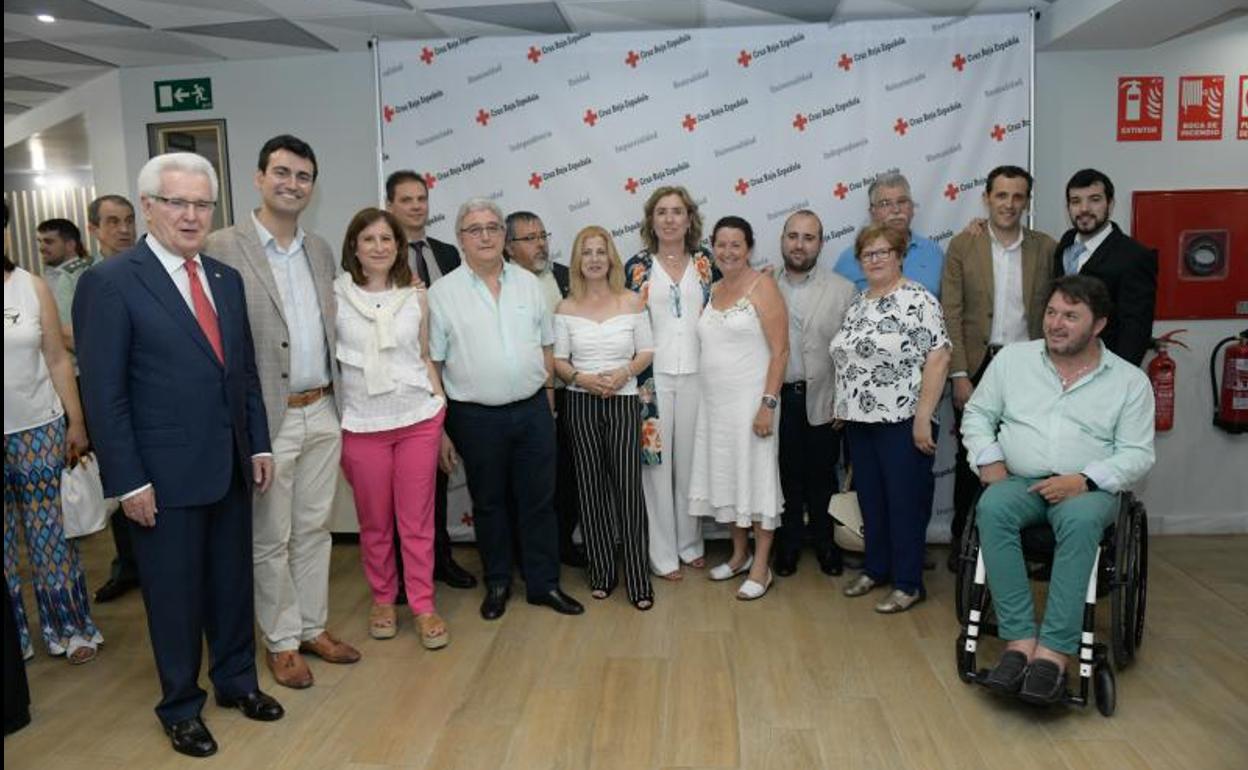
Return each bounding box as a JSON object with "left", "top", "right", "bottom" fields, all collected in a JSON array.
[
  {"left": 205, "top": 135, "right": 358, "bottom": 689},
  {"left": 941, "top": 165, "right": 1057, "bottom": 556},
  {"left": 774, "top": 210, "right": 857, "bottom": 577}
]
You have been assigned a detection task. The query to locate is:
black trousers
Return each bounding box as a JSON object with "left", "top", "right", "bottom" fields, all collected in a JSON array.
[
  {"left": 130, "top": 464, "right": 258, "bottom": 726},
  {"left": 563, "top": 392, "right": 651, "bottom": 604},
  {"left": 553, "top": 388, "right": 582, "bottom": 556},
  {"left": 106, "top": 508, "right": 140, "bottom": 583},
  {"left": 775, "top": 385, "right": 841, "bottom": 561},
  {"left": 951, "top": 347, "right": 1001, "bottom": 542},
  {"left": 445, "top": 393, "right": 561, "bottom": 596}
]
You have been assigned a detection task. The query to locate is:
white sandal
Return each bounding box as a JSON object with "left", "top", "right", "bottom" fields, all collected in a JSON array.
[
  {"left": 709, "top": 554, "right": 754, "bottom": 581},
  {"left": 736, "top": 570, "right": 773, "bottom": 601}
]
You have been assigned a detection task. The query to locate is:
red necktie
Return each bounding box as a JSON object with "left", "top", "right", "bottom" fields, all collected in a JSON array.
[{"left": 183, "top": 258, "right": 224, "bottom": 364}]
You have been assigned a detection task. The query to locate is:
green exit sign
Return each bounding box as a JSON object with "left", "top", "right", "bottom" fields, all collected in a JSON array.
[{"left": 154, "top": 78, "right": 213, "bottom": 113}]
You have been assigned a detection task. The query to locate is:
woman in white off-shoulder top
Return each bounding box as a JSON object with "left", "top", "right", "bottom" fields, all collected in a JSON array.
[{"left": 553, "top": 226, "right": 655, "bottom": 610}]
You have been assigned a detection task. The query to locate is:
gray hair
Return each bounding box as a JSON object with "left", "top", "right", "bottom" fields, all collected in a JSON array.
[
  {"left": 455, "top": 197, "right": 504, "bottom": 233},
  {"left": 867, "top": 172, "right": 910, "bottom": 204},
  {"left": 137, "top": 152, "right": 219, "bottom": 201},
  {"left": 504, "top": 210, "right": 542, "bottom": 242}
]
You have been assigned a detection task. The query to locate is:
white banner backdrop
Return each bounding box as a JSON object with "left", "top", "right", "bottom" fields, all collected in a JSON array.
[{"left": 377, "top": 14, "right": 1033, "bottom": 543}]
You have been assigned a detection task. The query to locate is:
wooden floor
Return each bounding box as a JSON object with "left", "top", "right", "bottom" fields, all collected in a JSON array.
[{"left": 5, "top": 533, "right": 1248, "bottom": 770}]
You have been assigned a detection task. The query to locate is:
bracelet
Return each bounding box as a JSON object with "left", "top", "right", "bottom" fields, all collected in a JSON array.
[{"left": 570, "top": 370, "right": 580, "bottom": 385}]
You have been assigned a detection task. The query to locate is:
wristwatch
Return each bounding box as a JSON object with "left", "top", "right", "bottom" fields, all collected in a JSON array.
[
  {"left": 761, "top": 394, "right": 778, "bottom": 409},
  {"left": 1081, "top": 473, "right": 1099, "bottom": 492}
]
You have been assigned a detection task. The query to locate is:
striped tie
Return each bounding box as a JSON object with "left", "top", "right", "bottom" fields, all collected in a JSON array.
[{"left": 1062, "top": 241, "right": 1087, "bottom": 276}]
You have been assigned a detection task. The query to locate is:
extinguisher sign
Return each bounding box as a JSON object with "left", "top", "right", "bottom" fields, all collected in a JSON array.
[
  {"left": 1177, "top": 75, "right": 1224, "bottom": 140},
  {"left": 1239, "top": 75, "right": 1247, "bottom": 140},
  {"left": 1117, "top": 76, "right": 1163, "bottom": 141}
]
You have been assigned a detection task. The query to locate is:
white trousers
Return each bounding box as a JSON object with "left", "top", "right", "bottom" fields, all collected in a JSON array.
[
  {"left": 253, "top": 397, "right": 342, "bottom": 652},
  {"left": 643, "top": 372, "right": 705, "bottom": 574}
]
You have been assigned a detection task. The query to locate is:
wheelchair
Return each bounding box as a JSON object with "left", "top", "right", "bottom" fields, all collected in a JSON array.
[{"left": 952, "top": 490, "right": 1148, "bottom": 716}]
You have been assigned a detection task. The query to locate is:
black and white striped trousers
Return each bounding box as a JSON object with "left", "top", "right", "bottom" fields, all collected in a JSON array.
[{"left": 562, "top": 390, "right": 653, "bottom": 605}]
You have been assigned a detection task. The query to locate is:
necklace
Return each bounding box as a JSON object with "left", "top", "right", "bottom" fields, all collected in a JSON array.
[
  {"left": 660, "top": 252, "right": 684, "bottom": 261},
  {"left": 1057, "top": 361, "right": 1095, "bottom": 389}
]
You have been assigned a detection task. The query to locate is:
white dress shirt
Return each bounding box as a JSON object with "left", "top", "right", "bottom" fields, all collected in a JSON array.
[
  {"left": 987, "top": 225, "right": 1029, "bottom": 347},
  {"left": 253, "top": 213, "right": 331, "bottom": 391}
]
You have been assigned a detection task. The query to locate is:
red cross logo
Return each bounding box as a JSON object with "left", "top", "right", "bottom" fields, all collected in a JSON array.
[
  {"left": 833, "top": 182, "right": 849, "bottom": 200},
  {"left": 681, "top": 113, "right": 697, "bottom": 132},
  {"left": 528, "top": 172, "right": 543, "bottom": 189},
  {"left": 792, "top": 113, "right": 808, "bottom": 132},
  {"left": 990, "top": 124, "right": 1006, "bottom": 142},
  {"left": 625, "top": 50, "right": 640, "bottom": 68},
  {"left": 527, "top": 46, "right": 542, "bottom": 63},
  {"left": 944, "top": 183, "right": 959, "bottom": 201},
  {"left": 734, "top": 178, "right": 749, "bottom": 196},
  {"left": 583, "top": 109, "right": 598, "bottom": 127},
  {"left": 420, "top": 47, "right": 434, "bottom": 65},
  {"left": 475, "top": 108, "right": 490, "bottom": 127},
  {"left": 893, "top": 117, "right": 909, "bottom": 136},
  {"left": 383, "top": 105, "right": 395, "bottom": 123},
  {"left": 624, "top": 177, "right": 639, "bottom": 195},
  {"left": 460, "top": 512, "right": 473, "bottom": 527},
  {"left": 952, "top": 53, "right": 966, "bottom": 72},
  {"left": 737, "top": 50, "right": 752, "bottom": 68},
  {"left": 838, "top": 53, "right": 852, "bottom": 71},
  {"left": 424, "top": 173, "right": 436, "bottom": 189}
]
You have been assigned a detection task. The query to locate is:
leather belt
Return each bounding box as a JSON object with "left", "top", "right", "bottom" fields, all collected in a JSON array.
[{"left": 287, "top": 386, "right": 331, "bottom": 408}]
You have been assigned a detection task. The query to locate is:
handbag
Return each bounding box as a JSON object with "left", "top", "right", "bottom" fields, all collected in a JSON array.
[
  {"left": 828, "top": 465, "right": 865, "bottom": 552},
  {"left": 60, "top": 453, "right": 108, "bottom": 539}
]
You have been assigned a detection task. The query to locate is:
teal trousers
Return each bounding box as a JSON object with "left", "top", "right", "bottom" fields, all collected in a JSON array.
[{"left": 976, "top": 476, "right": 1117, "bottom": 654}]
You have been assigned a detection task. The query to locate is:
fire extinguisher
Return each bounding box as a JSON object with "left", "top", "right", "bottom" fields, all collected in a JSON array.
[
  {"left": 1148, "top": 330, "right": 1188, "bottom": 432},
  {"left": 1211, "top": 328, "right": 1248, "bottom": 434}
]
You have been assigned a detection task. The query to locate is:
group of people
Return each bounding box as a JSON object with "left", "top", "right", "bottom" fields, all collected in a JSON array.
[{"left": 3, "top": 131, "right": 1159, "bottom": 753}]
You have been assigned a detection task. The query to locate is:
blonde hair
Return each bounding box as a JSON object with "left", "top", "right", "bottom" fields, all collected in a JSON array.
[{"left": 568, "top": 225, "right": 625, "bottom": 299}]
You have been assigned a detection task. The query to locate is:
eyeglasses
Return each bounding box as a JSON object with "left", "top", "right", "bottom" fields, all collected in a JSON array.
[
  {"left": 870, "top": 197, "right": 913, "bottom": 211},
  {"left": 509, "top": 231, "right": 550, "bottom": 244},
  {"left": 859, "top": 248, "right": 897, "bottom": 263},
  {"left": 460, "top": 223, "right": 504, "bottom": 239},
  {"left": 669, "top": 283, "right": 683, "bottom": 318},
  {"left": 268, "top": 166, "right": 315, "bottom": 185},
  {"left": 150, "top": 195, "right": 217, "bottom": 214}
]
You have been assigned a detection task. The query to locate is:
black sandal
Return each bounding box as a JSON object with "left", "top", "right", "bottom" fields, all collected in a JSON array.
[{"left": 591, "top": 588, "right": 612, "bottom": 600}]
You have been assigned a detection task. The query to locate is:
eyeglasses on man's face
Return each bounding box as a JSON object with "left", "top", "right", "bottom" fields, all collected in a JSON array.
[
  {"left": 509, "top": 231, "right": 551, "bottom": 244},
  {"left": 870, "top": 197, "right": 912, "bottom": 211},
  {"left": 460, "top": 223, "right": 504, "bottom": 239},
  {"left": 150, "top": 195, "right": 217, "bottom": 214}
]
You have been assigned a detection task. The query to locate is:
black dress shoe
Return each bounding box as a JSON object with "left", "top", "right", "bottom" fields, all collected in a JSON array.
[
  {"left": 436, "top": 558, "right": 478, "bottom": 589},
  {"left": 1018, "top": 659, "right": 1068, "bottom": 705},
  {"left": 94, "top": 576, "right": 138, "bottom": 603},
  {"left": 165, "top": 716, "right": 217, "bottom": 757},
  {"left": 560, "top": 546, "right": 588, "bottom": 568},
  {"left": 527, "top": 588, "right": 585, "bottom": 615},
  {"left": 983, "top": 650, "right": 1029, "bottom": 694},
  {"left": 480, "top": 584, "right": 510, "bottom": 620},
  {"left": 774, "top": 553, "right": 798, "bottom": 577},
  {"left": 817, "top": 550, "right": 844, "bottom": 577},
  {"left": 215, "top": 690, "right": 284, "bottom": 721}
]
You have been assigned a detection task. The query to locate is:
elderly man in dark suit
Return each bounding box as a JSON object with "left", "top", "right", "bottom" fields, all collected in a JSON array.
[
  {"left": 384, "top": 170, "right": 476, "bottom": 589},
  {"left": 1053, "top": 168, "right": 1157, "bottom": 366},
  {"left": 504, "top": 210, "right": 584, "bottom": 568},
  {"left": 74, "top": 152, "right": 282, "bottom": 758},
  {"left": 206, "top": 135, "right": 359, "bottom": 691}
]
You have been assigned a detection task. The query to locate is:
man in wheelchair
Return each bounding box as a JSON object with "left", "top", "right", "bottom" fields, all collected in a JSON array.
[{"left": 961, "top": 275, "right": 1154, "bottom": 704}]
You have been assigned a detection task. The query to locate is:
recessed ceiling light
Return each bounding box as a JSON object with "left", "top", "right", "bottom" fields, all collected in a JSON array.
[{"left": 36, "top": 14, "right": 56, "bottom": 23}]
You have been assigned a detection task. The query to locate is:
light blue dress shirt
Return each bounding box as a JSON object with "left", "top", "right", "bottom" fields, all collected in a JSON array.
[
  {"left": 961, "top": 339, "right": 1155, "bottom": 493},
  {"left": 253, "top": 213, "right": 331, "bottom": 392},
  {"left": 428, "top": 261, "right": 554, "bottom": 405},
  {"left": 832, "top": 234, "right": 945, "bottom": 298}
]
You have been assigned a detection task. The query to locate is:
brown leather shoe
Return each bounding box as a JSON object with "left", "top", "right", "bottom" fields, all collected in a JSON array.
[
  {"left": 266, "top": 650, "right": 313, "bottom": 689},
  {"left": 299, "top": 631, "right": 362, "bottom": 664}
]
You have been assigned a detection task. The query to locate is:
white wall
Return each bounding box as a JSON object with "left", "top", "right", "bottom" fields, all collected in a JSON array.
[{"left": 1035, "top": 16, "right": 1248, "bottom": 533}]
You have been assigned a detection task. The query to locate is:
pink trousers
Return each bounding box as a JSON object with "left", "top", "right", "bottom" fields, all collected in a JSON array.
[{"left": 340, "top": 409, "right": 444, "bottom": 615}]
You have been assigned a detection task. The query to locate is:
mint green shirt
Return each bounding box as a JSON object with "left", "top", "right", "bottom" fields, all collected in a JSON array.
[
  {"left": 428, "top": 260, "right": 554, "bottom": 405},
  {"left": 47, "top": 255, "right": 95, "bottom": 328},
  {"left": 962, "top": 339, "right": 1154, "bottom": 493}
]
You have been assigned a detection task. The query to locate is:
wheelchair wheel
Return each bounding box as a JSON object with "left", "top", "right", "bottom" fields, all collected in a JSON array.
[
  {"left": 954, "top": 507, "right": 981, "bottom": 623},
  {"left": 1111, "top": 499, "right": 1147, "bottom": 670},
  {"left": 1094, "top": 660, "right": 1116, "bottom": 717}
]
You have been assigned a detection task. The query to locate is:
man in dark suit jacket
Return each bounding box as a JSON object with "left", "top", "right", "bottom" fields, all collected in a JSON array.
[
  {"left": 384, "top": 169, "right": 476, "bottom": 589},
  {"left": 1054, "top": 169, "right": 1157, "bottom": 366},
  {"left": 504, "top": 211, "right": 583, "bottom": 567},
  {"left": 73, "top": 153, "right": 282, "bottom": 758}
]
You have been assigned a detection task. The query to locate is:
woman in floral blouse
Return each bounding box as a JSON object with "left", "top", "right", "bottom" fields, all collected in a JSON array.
[
  {"left": 829, "top": 224, "right": 950, "bottom": 613},
  {"left": 623, "top": 186, "right": 717, "bottom": 580}
]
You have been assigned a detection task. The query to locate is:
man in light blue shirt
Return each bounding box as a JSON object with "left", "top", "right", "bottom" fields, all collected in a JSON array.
[
  {"left": 429, "top": 198, "right": 583, "bottom": 621},
  {"left": 831, "top": 172, "right": 945, "bottom": 297},
  {"left": 962, "top": 274, "right": 1154, "bottom": 704}
]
